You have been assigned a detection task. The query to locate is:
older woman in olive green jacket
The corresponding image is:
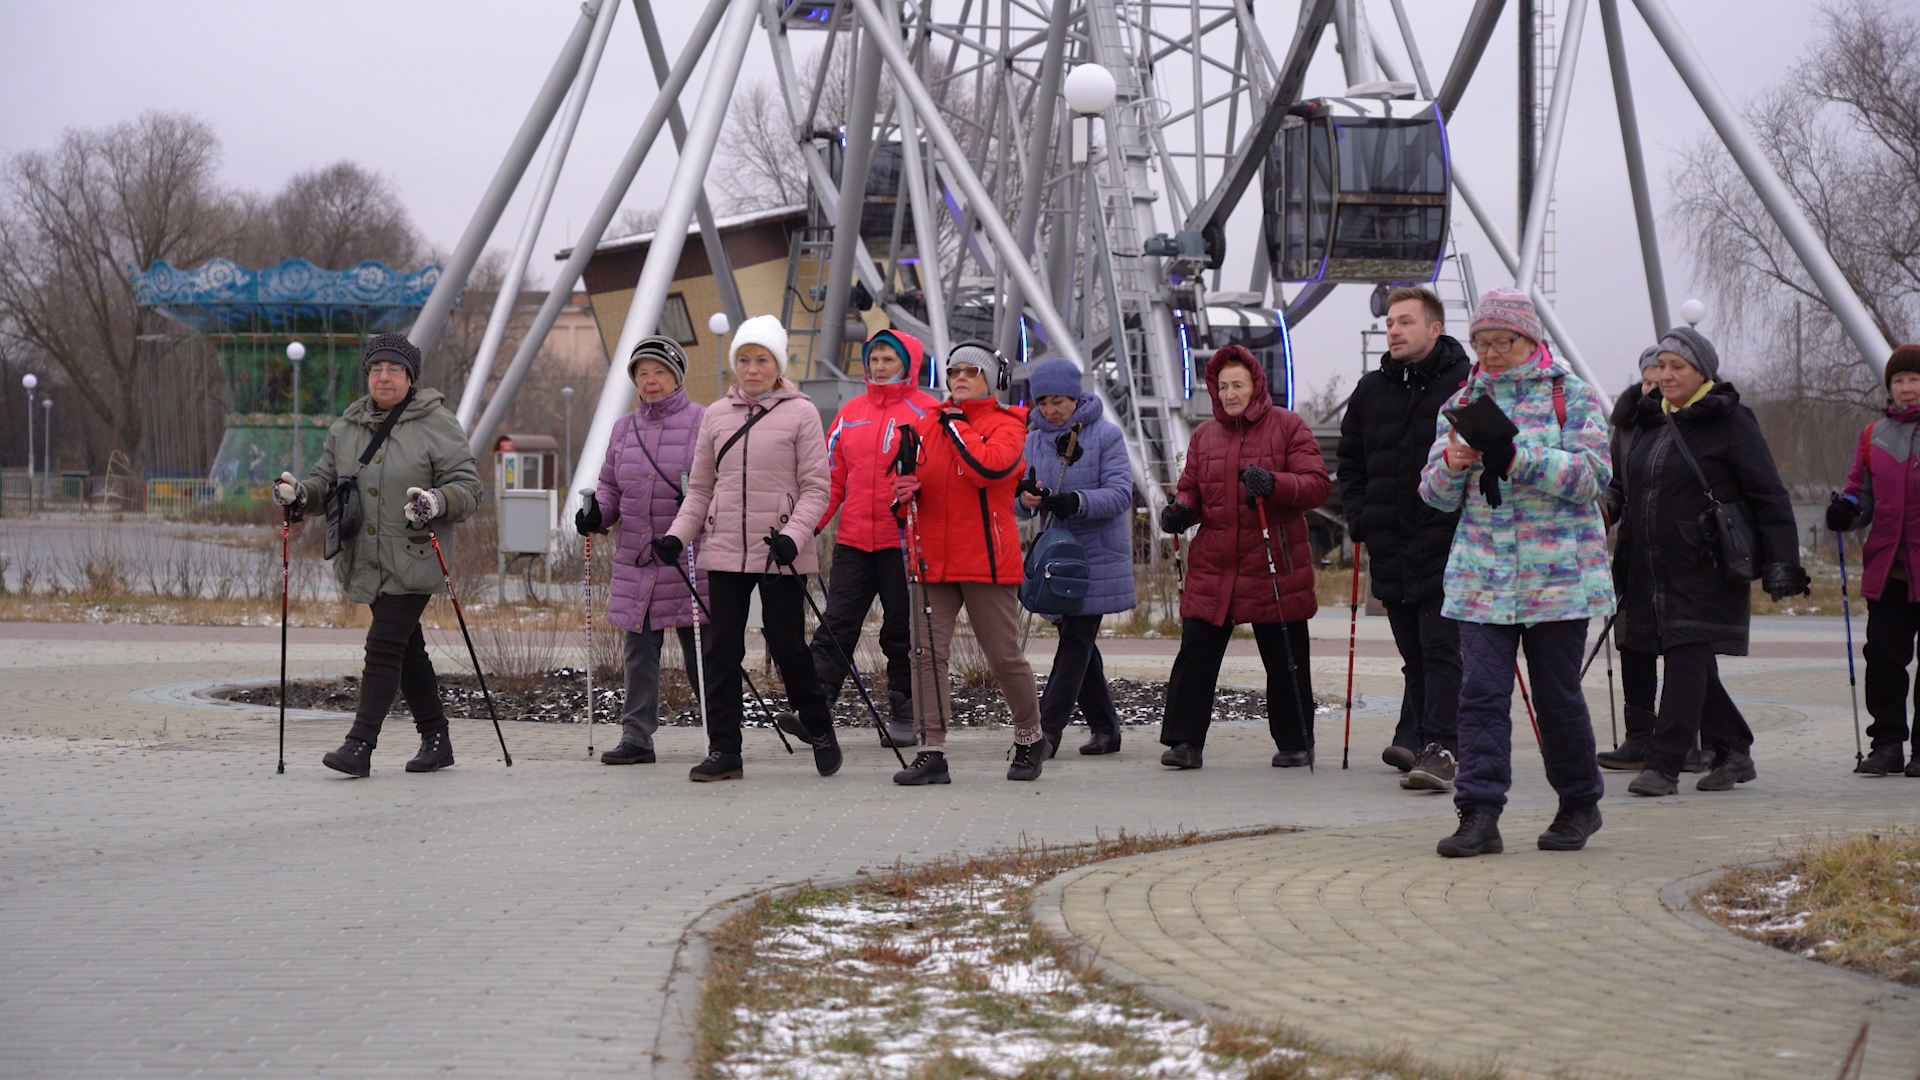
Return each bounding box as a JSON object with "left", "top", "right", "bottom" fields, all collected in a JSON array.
[{"left": 274, "top": 334, "right": 482, "bottom": 777}]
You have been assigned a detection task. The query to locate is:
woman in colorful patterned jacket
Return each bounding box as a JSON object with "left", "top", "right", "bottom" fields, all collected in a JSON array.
[
  {"left": 1417, "top": 288, "right": 1614, "bottom": 859},
  {"left": 811, "top": 329, "right": 939, "bottom": 748}
]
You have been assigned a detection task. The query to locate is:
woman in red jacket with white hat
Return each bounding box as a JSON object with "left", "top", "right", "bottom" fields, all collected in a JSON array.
[{"left": 888, "top": 341, "right": 1042, "bottom": 785}]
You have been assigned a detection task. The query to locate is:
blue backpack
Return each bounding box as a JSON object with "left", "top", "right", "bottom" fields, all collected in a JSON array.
[{"left": 1020, "top": 523, "right": 1090, "bottom": 615}]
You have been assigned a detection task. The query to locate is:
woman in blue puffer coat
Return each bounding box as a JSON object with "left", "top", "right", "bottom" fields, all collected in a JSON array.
[
  {"left": 1016, "top": 357, "right": 1137, "bottom": 758},
  {"left": 574, "top": 336, "right": 708, "bottom": 765}
]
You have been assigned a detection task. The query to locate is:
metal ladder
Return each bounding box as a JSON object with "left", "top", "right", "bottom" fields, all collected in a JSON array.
[{"left": 779, "top": 225, "right": 836, "bottom": 377}]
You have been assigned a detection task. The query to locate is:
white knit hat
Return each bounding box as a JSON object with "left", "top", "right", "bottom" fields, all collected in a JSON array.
[{"left": 729, "top": 314, "right": 790, "bottom": 377}]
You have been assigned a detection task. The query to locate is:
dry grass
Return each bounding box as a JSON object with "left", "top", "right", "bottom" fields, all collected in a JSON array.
[
  {"left": 694, "top": 828, "right": 1509, "bottom": 1080},
  {"left": 1696, "top": 827, "right": 1920, "bottom": 986}
]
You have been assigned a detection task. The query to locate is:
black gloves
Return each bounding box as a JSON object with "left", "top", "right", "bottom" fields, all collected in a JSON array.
[
  {"left": 765, "top": 529, "right": 800, "bottom": 567},
  {"left": 1040, "top": 491, "right": 1080, "bottom": 518},
  {"left": 1240, "top": 464, "right": 1275, "bottom": 504},
  {"left": 651, "top": 535, "right": 684, "bottom": 564},
  {"left": 1469, "top": 436, "right": 1516, "bottom": 509},
  {"left": 1826, "top": 492, "right": 1861, "bottom": 533},
  {"left": 1763, "top": 563, "right": 1812, "bottom": 602},
  {"left": 1016, "top": 468, "right": 1049, "bottom": 501},
  {"left": 574, "top": 493, "right": 603, "bottom": 537},
  {"left": 1054, "top": 431, "right": 1085, "bottom": 464},
  {"left": 1159, "top": 502, "right": 1195, "bottom": 534}
]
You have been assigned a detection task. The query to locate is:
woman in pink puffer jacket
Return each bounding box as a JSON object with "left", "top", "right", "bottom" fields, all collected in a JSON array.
[{"left": 659, "top": 315, "right": 838, "bottom": 782}]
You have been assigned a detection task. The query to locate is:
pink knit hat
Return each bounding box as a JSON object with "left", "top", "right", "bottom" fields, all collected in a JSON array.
[{"left": 1469, "top": 288, "right": 1545, "bottom": 345}]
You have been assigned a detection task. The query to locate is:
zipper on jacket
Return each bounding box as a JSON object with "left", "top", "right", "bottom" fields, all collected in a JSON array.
[
  {"left": 739, "top": 405, "right": 755, "bottom": 573},
  {"left": 978, "top": 490, "right": 999, "bottom": 583}
]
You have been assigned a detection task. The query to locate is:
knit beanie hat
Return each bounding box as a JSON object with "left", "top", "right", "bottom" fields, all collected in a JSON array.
[
  {"left": 1468, "top": 288, "right": 1544, "bottom": 345},
  {"left": 1658, "top": 326, "right": 1720, "bottom": 382},
  {"left": 729, "top": 314, "right": 790, "bottom": 377},
  {"left": 1638, "top": 345, "right": 1662, "bottom": 373},
  {"left": 362, "top": 333, "right": 422, "bottom": 383},
  {"left": 945, "top": 341, "right": 1005, "bottom": 390},
  {"left": 628, "top": 335, "right": 689, "bottom": 386},
  {"left": 1884, "top": 344, "right": 1920, "bottom": 392},
  {"left": 1027, "top": 356, "right": 1084, "bottom": 400}
]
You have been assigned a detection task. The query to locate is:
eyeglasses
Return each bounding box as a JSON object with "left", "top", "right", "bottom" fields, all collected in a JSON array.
[
  {"left": 367, "top": 361, "right": 409, "bottom": 377},
  {"left": 1470, "top": 335, "right": 1524, "bottom": 355},
  {"left": 945, "top": 364, "right": 984, "bottom": 379}
]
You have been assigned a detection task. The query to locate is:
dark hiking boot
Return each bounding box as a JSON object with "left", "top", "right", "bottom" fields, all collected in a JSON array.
[
  {"left": 689, "top": 751, "right": 744, "bottom": 782},
  {"left": 1382, "top": 745, "right": 1417, "bottom": 772},
  {"left": 1906, "top": 753, "right": 1920, "bottom": 778},
  {"left": 1042, "top": 731, "right": 1062, "bottom": 760},
  {"left": 1437, "top": 807, "right": 1503, "bottom": 858},
  {"left": 1161, "top": 743, "right": 1203, "bottom": 770},
  {"left": 323, "top": 737, "right": 372, "bottom": 777},
  {"left": 1857, "top": 743, "right": 1903, "bottom": 776},
  {"left": 1597, "top": 706, "right": 1656, "bottom": 770},
  {"left": 893, "top": 750, "right": 950, "bottom": 786},
  {"left": 1682, "top": 744, "right": 1713, "bottom": 773},
  {"left": 1403, "top": 744, "right": 1457, "bottom": 792},
  {"left": 1627, "top": 768, "right": 1678, "bottom": 797},
  {"left": 1007, "top": 741, "right": 1045, "bottom": 781},
  {"left": 600, "top": 742, "right": 656, "bottom": 765},
  {"left": 812, "top": 726, "right": 843, "bottom": 778},
  {"left": 772, "top": 711, "right": 808, "bottom": 742},
  {"left": 1271, "top": 751, "right": 1311, "bottom": 768},
  {"left": 1079, "top": 730, "right": 1122, "bottom": 755},
  {"left": 1695, "top": 748, "right": 1756, "bottom": 791},
  {"left": 404, "top": 729, "right": 454, "bottom": 773},
  {"left": 882, "top": 693, "right": 915, "bottom": 748},
  {"left": 1537, "top": 802, "right": 1603, "bottom": 851}
]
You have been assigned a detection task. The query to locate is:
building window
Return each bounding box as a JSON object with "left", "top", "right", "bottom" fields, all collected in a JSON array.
[{"left": 660, "top": 293, "right": 698, "bottom": 346}]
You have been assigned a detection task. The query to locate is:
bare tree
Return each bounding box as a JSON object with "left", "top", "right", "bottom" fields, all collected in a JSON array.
[
  {"left": 238, "top": 160, "right": 423, "bottom": 270},
  {"left": 714, "top": 81, "right": 814, "bottom": 212},
  {"left": 0, "top": 112, "right": 243, "bottom": 469}
]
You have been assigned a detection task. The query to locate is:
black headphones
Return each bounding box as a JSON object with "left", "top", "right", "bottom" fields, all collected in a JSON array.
[{"left": 947, "top": 339, "right": 1011, "bottom": 393}]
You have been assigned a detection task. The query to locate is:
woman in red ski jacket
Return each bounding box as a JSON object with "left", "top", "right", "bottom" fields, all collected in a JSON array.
[
  {"left": 1157, "top": 345, "right": 1330, "bottom": 770},
  {"left": 811, "top": 330, "right": 939, "bottom": 746},
  {"left": 888, "top": 342, "right": 1040, "bottom": 786}
]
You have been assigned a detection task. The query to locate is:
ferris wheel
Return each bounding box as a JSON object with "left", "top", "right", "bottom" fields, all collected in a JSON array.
[{"left": 409, "top": 0, "right": 1891, "bottom": 519}]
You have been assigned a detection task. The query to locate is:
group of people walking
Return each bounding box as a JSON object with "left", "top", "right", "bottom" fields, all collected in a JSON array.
[{"left": 276, "top": 290, "right": 1912, "bottom": 860}]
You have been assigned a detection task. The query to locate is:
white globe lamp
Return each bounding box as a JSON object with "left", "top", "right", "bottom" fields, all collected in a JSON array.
[
  {"left": 1063, "top": 64, "right": 1117, "bottom": 115},
  {"left": 1679, "top": 299, "right": 1707, "bottom": 327},
  {"left": 708, "top": 312, "right": 731, "bottom": 336},
  {"left": 285, "top": 341, "right": 306, "bottom": 362}
]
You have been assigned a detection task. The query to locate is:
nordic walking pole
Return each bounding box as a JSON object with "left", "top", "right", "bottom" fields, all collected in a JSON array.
[
  {"left": 792, "top": 557, "right": 908, "bottom": 767},
  {"left": 1579, "top": 614, "right": 1616, "bottom": 678},
  {"left": 425, "top": 525, "right": 512, "bottom": 767},
  {"left": 1341, "top": 541, "right": 1362, "bottom": 770},
  {"left": 893, "top": 426, "right": 946, "bottom": 752},
  {"left": 685, "top": 545, "right": 710, "bottom": 736},
  {"left": 1249, "top": 480, "right": 1314, "bottom": 771},
  {"left": 1514, "top": 662, "right": 1542, "bottom": 748},
  {"left": 1838, "top": 531, "right": 1865, "bottom": 764},
  {"left": 580, "top": 490, "right": 596, "bottom": 758},
  {"left": 1603, "top": 615, "right": 1618, "bottom": 749},
  {"left": 278, "top": 505, "right": 291, "bottom": 775},
  {"left": 666, "top": 555, "right": 794, "bottom": 754}
]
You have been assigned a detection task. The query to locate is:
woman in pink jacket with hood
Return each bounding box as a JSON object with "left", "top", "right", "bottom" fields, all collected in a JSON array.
[
  {"left": 656, "top": 316, "right": 838, "bottom": 782},
  {"left": 811, "top": 329, "right": 939, "bottom": 748}
]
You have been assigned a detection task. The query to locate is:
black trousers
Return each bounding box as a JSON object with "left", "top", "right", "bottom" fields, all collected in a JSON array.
[
  {"left": 348, "top": 592, "right": 447, "bottom": 748},
  {"left": 1160, "top": 618, "right": 1313, "bottom": 752},
  {"left": 1647, "top": 643, "right": 1753, "bottom": 777},
  {"left": 1863, "top": 594, "right": 1920, "bottom": 748},
  {"left": 704, "top": 570, "right": 832, "bottom": 756},
  {"left": 809, "top": 543, "right": 912, "bottom": 703},
  {"left": 1619, "top": 646, "right": 1658, "bottom": 737},
  {"left": 1384, "top": 596, "right": 1461, "bottom": 752},
  {"left": 1040, "top": 613, "right": 1121, "bottom": 737}
]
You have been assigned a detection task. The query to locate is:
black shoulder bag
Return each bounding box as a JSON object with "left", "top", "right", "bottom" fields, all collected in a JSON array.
[
  {"left": 1661, "top": 408, "right": 1759, "bottom": 584},
  {"left": 324, "top": 394, "right": 410, "bottom": 561}
]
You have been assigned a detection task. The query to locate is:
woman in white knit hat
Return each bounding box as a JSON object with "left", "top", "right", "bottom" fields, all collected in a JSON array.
[{"left": 656, "top": 315, "right": 840, "bottom": 782}]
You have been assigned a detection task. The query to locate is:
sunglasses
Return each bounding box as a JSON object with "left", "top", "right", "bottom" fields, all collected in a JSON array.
[{"left": 945, "top": 363, "right": 984, "bottom": 379}]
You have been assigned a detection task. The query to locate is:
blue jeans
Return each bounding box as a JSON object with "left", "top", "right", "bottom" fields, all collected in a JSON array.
[{"left": 1454, "top": 619, "right": 1604, "bottom": 815}]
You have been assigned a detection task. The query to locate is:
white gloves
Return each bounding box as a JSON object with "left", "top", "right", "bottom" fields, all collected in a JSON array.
[
  {"left": 272, "top": 472, "right": 304, "bottom": 508},
  {"left": 405, "top": 486, "right": 447, "bottom": 525}
]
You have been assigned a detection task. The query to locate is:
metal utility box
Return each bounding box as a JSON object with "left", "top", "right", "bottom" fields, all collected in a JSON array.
[{"left": 498, "top": 489, "right": 555, "bottom": 555}]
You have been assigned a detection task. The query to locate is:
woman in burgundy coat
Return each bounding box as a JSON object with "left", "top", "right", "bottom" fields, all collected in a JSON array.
[{"left": 1156, "top": 345, "right": 1331, "bottom": 769}]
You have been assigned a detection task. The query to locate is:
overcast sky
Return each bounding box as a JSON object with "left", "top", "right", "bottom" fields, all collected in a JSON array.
[{"left": 0, "top": 1, "right": 1834, "bottom": 399}]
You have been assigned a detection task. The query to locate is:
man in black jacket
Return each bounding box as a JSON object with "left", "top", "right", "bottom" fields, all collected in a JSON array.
[{"left": 1336, "top": 286, "right": 1472, "bottom": 790}]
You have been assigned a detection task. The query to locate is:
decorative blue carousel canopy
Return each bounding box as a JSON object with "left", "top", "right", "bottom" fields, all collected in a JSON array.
[{"left": 130, "top": 257, "right": 443, "bottom": 334}]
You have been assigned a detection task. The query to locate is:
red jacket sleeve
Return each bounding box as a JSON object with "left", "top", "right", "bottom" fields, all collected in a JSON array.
[
  {"left": 1268, "top": 411, "right": 1331, "bottom": 511},
  {"left": 817, "top": 407, "right": 854, "bottom": 533}
]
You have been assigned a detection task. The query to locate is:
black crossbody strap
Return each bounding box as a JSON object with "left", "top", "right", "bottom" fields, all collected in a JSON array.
[
  {"left": 714, "top": 398, "right": 782, "bottom": 469},
  {"left": 354, "top": 391, "right": 413, "bottom": 475},
  {"left": 629, "top": 420, "right": 682, "bottom": 497},
  {"left": 1660, "top": 407, "right": 1720, "bottom": 507},
  {"left": 939, "top": 411, "right": 1019, "bottom": 480}
]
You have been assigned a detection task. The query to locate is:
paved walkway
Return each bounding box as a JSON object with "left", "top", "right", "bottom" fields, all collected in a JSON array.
[{"left": 0, "top": 615, "right": 1911, "bottom": 1078}]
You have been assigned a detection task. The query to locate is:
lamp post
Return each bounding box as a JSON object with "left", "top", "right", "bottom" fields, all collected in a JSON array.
[
  {"left": 561, "top": 385, "right": 575, "bottom": 485},
  {"left": 286, "top": 341, "right": 306, "bottom": 477},
  {"left": 41, "top": 398, "right": 52, "bottom": 501},
  {"left": 708, "top": 312, "right": 730, "bottom": 398},
  {"left": 21, "top": 373, "right": 37, "bottom": 512}
]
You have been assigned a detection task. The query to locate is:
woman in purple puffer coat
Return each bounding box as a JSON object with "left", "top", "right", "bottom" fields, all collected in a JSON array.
[{"left": 574, "top": 336, "right": 709, "bottom": 765}]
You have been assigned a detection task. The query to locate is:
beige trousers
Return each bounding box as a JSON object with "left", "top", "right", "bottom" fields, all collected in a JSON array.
[{"left": 909, "top": 582, "right": 1042, "bottom": 750}]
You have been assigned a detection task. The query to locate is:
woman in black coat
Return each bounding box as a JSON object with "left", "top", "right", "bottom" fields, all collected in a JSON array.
[{"left": 1608, "top": 328, "right": 1809, "bottom": 796}]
